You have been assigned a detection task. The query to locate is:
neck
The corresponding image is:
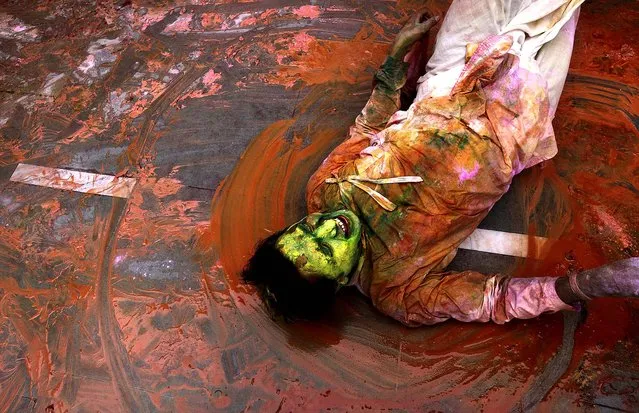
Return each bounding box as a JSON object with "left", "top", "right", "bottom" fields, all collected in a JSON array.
[{"left": 344, "top": 232, "right": 368, "bottom": 287}]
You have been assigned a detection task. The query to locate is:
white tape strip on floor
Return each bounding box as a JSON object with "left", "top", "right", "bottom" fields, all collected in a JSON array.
[
  {"left": 10, "top": 163, "right": 136, "bottom": 198},
  {"left": 459, "top": 228, "right": 548, "bottom": 258}
]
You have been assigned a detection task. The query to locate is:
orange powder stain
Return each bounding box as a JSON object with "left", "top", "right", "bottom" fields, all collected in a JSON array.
[
  {"left": 176, "top": 69, "right": 222, "bottom": 103},
  {"left": 238, "top": 16, "right": 258, "bottom": 27},
  {"left": 128, "top": 78, "right": 169, "bottom": 119},
  {"left": 121, "top": 185, "right": 202, "bottom": 248},
  {"left": 198, "top": 112, "right": 343, "bottom": 281},
  {"left": 258, "top": 8, "right": 279, "bottom": 21},
  {"left": 275, "top": 32, "right": 314, "bottom": 65},
  {"left": 128, "top": 8, "right": 166, "bottom": 31},
  {"left": 292, "top": 5, "right": 321, "bottom": 19},
  {"left": 3, "top": 144, "right": 30, "bottom": 165},
  {"left": 0, "top": 226, "right": 26, "bottom": 258},
  {"left": 41, "top": 199, "right": 61, "bottom": 215},
  {"left": 201, "top": 69, "right": 222, "bottom": 87},
  {"left": 200, "top": 12, "right": 224, "bottom": 29},
  {"left": 272, "top": 28, "right": 390, "bottom": 87},
  {"left": 151, "top": 177, "right": 183, "bottom": 198}
]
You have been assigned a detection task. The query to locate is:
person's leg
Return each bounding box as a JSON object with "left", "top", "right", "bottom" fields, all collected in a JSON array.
[
  {"left": 533, "top": 8, "right": 579, "bottom": 116},
  {"left": 371, "top": 270, "right": 573, "bottom": 326},
  {"left": 416, "top": 0, "right": 583, "bottom": 102},
  {"left": 415, "top": 0, "right": 534, "bottom": 100}
]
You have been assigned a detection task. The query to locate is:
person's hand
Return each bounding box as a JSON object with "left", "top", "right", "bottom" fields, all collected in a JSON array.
[{"left": 390, "top": 12, "right": 440, "bottom": 60}]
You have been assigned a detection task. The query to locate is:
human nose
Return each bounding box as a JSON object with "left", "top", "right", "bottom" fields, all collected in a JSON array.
[{"left": 315, "top": 218, "right": 337, "bottom": 238}]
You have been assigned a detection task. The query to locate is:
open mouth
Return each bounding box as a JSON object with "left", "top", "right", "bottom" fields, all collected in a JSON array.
[{"left": 335, "top": 215, "right": 350, "bottom": 237}]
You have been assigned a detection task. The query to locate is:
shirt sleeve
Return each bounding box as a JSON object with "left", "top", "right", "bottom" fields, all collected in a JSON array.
[
  {"left": 306, "top": 56, "right": 409, "bottom": 207},
  {"left": 371, "top": 271, "right": 573, "bottom": 327},
  {"left": 353, "top": 55, "right": 409, "bottom": 137}
]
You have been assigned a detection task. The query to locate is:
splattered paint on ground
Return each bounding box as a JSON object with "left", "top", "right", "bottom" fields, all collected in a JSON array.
[{"left": 0, "top": 1, "right": 638, "bottom": 412}]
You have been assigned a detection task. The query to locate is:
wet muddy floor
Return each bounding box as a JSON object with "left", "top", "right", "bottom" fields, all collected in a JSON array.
[{"left": 0, "top": 1, "right": 638, "bottom": 411}]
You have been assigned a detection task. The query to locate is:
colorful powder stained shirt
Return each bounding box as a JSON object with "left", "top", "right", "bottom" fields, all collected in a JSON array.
[{"left": 306, "top": 35, "right": 570, "bottom": 326}]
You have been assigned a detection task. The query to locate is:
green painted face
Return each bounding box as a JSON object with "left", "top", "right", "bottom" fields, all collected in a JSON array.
[{"left": 276, "top": 210, "right": 362, "bottom": 285}]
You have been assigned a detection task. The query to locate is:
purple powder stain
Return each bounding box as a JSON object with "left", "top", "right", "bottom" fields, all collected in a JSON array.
[{"left": 456, "top": 162, "right": 480, "bottom": 183}]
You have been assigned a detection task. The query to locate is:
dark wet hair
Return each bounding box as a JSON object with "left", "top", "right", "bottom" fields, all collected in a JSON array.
[{"left": 242, "top": 229, "right": 339, "bottom": 321}]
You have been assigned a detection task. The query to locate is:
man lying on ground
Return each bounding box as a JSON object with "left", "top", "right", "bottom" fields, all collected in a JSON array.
[{"left": 243, "top": 0, "right": 639, "bottom": 326}]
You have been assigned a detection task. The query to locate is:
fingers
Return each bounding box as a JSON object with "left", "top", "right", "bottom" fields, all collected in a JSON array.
[
  {"left": 419, "top": 15, "right": 440, "bottom": 31},
  {"left": 416, "top": 10, "right": 434, "bottom": 24},
  {"left": 407, "top": 13, "right": 440, "bottom": 34},
  {"left": 392, "top": 13, "right": 439, "bottom": 59},
  {"left": 409, "top": 11, "right": 439, "bottom": 29}
]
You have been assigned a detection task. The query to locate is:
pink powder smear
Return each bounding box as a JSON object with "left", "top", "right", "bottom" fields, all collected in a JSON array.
[
  {"left": 201, "top": 69, "right": 222, "bottom": 87},
  {"left": 456, "top": 162, "right": 480, "bottom": 183}
]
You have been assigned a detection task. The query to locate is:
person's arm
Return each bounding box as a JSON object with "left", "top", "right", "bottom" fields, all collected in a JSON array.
[
  {"left": 354, "top": 14, "right": 440, "bottom": 137},
  {"left": 372, "top": 258, "right": 639, "bottom": 327},
  {"left": 371, "top": 271, "right": 573, "bottom": 326},
  {"left": 351, "top": 55, "right": 409, "bottom": 137},
  {"left": 306, "top": 14, "right": 439, "bottom": 207}
]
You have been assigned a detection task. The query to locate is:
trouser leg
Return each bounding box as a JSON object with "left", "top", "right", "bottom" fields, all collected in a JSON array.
[
  {"left": 416, "top": 0, "right": 535, "bottom": 100},
  {"left": 534, "top": 9, "right": 580, "bottom": 116},
  {"left": 416, "top": 0, "right": 580, "bottom": 102}
]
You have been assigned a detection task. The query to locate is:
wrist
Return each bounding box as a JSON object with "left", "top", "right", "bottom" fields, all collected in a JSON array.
[
  {"left": 390, "top": 45, "right": 408, "bottom": 61},
  {"left": 555, "top": 276, "right": 582, "bottom": 305}
]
